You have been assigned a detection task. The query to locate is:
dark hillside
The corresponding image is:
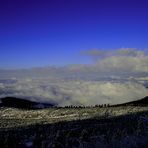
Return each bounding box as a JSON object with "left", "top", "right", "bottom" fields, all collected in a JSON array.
[
  {"left": 111, "top": 96, "right": 148, "bottom": 107},
  {"left": 0, "top": 97, "right": 55, "bottom": 109}
]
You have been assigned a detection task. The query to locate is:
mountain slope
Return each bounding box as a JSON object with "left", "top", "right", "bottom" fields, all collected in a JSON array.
[
  {"left": 112, "top": 96, "right": 148, "bottom": 107},
  {"left": 0, "top": 97, "right": 55, "bottom": 109}
]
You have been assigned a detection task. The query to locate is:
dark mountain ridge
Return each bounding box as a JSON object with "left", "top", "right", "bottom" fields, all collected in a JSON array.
[
  {"left": 111, "top": 96, "right": 148, "bottom": 107},
  {"left": 0, "top": 97, "right": 55, "bottom": 109},
  {"left": 0, "top": 96, "right": 148, "bottom": 110}
]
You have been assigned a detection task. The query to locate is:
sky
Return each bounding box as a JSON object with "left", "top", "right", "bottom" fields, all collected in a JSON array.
[{"left": 0, "top": 0, "right": 148, "bottom": 68}]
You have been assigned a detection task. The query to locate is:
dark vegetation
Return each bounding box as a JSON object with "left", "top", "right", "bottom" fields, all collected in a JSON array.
[
  {"left": 0, "top": 110, "right": 148, "bottom": 148},
  {"left": 0, "top": 96, "right": 148, "bottom": 148}
]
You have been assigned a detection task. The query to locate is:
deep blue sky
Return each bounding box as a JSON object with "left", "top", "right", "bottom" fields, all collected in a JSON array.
[{"left": 0, "top": 0, "right": 148, "bottom": 68}]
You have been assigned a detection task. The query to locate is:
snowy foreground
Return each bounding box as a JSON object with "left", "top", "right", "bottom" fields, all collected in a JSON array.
[{"left": 0, "top": 106, "right": 148, "bottom": 148}]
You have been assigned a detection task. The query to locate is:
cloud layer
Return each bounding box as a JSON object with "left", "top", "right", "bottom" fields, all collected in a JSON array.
[
  {"left": 0, "top": 78, "right": 148, "bottom": 106},
  {"left": 0, "top": 48, "right": 148, "bottom": 106},
  {"left": 81, "top": 48, "right": 148, "bottom": 74}
]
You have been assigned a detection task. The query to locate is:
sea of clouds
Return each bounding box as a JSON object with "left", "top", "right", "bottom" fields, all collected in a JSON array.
[{"left": 0, "top": 48, "right": 148, "bottom": 106}]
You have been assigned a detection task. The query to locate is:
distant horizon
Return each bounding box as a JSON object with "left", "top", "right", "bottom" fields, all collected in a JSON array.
[{"left": 0, "top": 48, "right": 147, "bottom": 70}]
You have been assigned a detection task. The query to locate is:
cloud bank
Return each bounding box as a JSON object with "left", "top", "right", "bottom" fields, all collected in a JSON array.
[
  {"left": 0, "top": 48, "right": 148, "bottom": 78},
  {"left": 81, "top": 48, "right": 148, "bottom": 74},
  {"left": 0, "top": 78, "right": 148, "bottom": 106},
  {"left": 0, "top": 48, "right": 148, "bottom": 106}
]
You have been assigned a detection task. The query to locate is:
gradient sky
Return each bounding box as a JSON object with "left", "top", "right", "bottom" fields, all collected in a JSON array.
[{"left": 0, "top": 0, "right": 148, "bottom": 68}]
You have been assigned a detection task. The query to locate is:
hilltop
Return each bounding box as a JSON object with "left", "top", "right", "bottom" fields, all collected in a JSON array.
[{"left": 112, "top": 96, "right": 148, "bottom": 107}]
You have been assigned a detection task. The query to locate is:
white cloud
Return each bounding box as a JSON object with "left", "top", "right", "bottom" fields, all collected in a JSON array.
[
  {"left": 80, "top": 48, "right": 148, "bottom": 74},
  {"left": 97, "top": 55, "right": 148, "bottom": 73},
  {"left": 0, "top": 48, "right": 148, "bottom": 106},
  {"left": 0, "top": 78, "right": 148, "bottom": 106},
  {"left": 116, "top": 48, "right": 144, "bottom": 57}
]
